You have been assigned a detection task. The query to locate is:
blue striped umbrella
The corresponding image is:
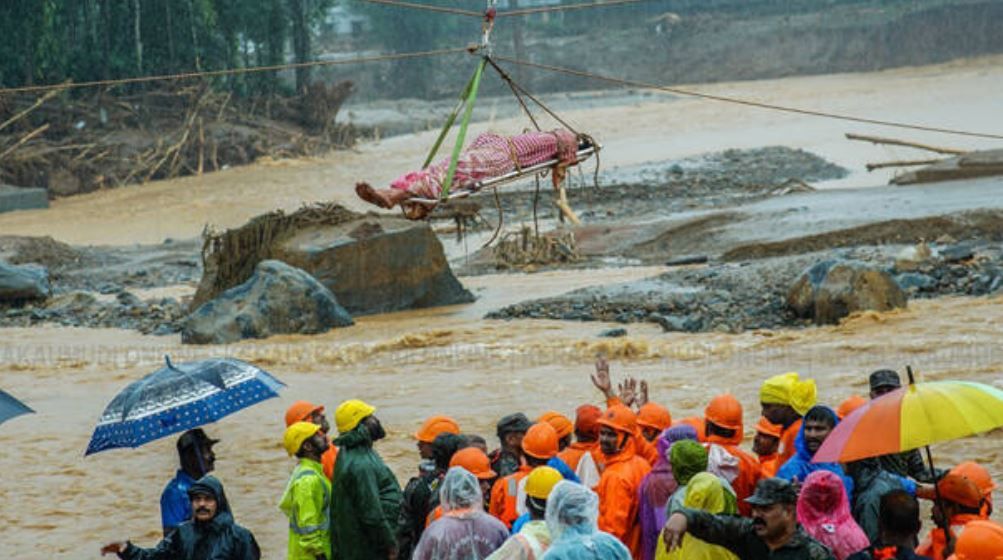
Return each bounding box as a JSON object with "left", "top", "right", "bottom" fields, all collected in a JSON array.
[
  {"left": 85, "top": 357, "right": 284, "bottom": 455},
  {"left": 0, "top": 389, "right": 33, "bottom": 425}
]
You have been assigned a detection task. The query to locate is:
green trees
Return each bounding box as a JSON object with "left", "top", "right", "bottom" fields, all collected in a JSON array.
[{"left": 0, "top": 0, "right": 333, "bottom": 94}]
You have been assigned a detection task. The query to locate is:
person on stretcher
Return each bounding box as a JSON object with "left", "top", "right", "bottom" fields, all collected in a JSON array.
[{"left": 356, "top": 129, "right": 585, "bottom": 219}]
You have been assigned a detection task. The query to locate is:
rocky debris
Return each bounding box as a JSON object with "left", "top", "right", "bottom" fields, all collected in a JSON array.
[
  {"left": 598, "top": 328, "right": 627, "bottom": 338},
  {"left": 1, "top": 290, "right": 185, "bottom": 334},
  {"left": 0, "top": 235, "right": 79, "bottom": 268},
  {"left": 182, "top": 260, "right": 353, "bottom": 345},
  {"left": 0, "top": 261, "right": 51, "bottom": 302},
  {"left": 788, "top": 260, "right": 907, "bottom": 325}
]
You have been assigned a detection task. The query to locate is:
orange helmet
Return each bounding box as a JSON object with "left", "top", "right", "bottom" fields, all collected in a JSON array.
[
  {"left": 539, "top": 411, "right": 574, "bottom": 439},
  {"left": 285, "top": 400, "right": 324, "bottom": 428},
  {"left": 414, "top": 415, "right": 461, "bottom": 443},
  {"left": 938, "top": 472, "right": 985, "bottom": 509},
  {"left": 949, "top": 520, "right": 1003, "bottom": 560},
  {"left": 598, "top": 404, "right": 638, "bottom": 434},
  {"left": 522, "top": 422, "right": 560, "bottom": 460},
  {"left": 637, "top": 402, "right": 672, "bottom": 432},
  {"left": 575, "top": 404, "right": 603, "bottom": 439},
  {"left": 704, "top": 394, "right": 743, "bottom": 432},
  {"left": 836, "top": 395, "right": 868, "bottom": 419},
  {"left": 754, "top": 416, "right": 783, "bottom": 438},
  {"left": 449, "top": 447, "right": 497, "bottom": 480},
  {"left": 951, "top": 462, "right": 996, "bottom": 497}
]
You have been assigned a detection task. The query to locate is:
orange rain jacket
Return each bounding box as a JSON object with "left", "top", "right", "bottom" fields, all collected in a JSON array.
[
  {"left": 489, "top": 465, "right": 532, "bottom": 528},
  {"left": 916, "top": 514, "right": 984, "bottom": 560},
  {"left": 597, "top": 439, "right": 651, "bottom": 559},
  {"left": 777, "top": 419, "right": 801, "bottom": 465},
  {"left": 705, "top": 432, "right": 762, "bottom": 517}
]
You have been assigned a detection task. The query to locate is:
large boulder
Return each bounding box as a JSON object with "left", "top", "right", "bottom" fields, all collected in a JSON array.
[
  {"left": 0, "top": 261, "right": 51, "bottom": 303},
  {"left": 192, "top": 204, "right": 473, "bottom": 316},
  {"left": 182, "top": 260, "right": 353, "bottom": 345},
  {"left": 788, "top": 260, "right": 906, "bottom": 325},
  {"left": 269, "top": 217, "right": 474, "bottom": 316}
]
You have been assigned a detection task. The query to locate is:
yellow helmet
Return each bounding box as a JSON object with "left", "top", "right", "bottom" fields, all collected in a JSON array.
[
  {"left": 524, "top": 466, "right": 563, "bottom": 500},
  {"left": 284, "top": 421, "right": 321, "bottom": 457},
  {"left": 335, "top": 399, "right": 376, "bottom": 434}
]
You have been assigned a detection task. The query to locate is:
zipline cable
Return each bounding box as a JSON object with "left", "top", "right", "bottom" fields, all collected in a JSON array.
[
  {"left": 0, "top": 47, "right": 470, "bottom": 95},
  {"left": 493, "top": 56, "right": 1003, "bottom": 140}
]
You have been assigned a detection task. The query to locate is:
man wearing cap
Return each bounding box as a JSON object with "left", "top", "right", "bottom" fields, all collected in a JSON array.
[
  {"left": 556, "top": 404, "right": 603, "bottom": 489},
  {"left": 916, "top": 471, "right": 987, "bottom": 560},
  {"left": 102, "top": 475, "right": 260, "bottom": 559},
  {"left": 869, "top": 370, "right": 942, "bottom": 484},
  {"left": 491, "top": 422, "right": 561, "bottom": 528},
  {"left": 760, "top": 372, "right": 817, "bottom": 465},
  {"left": 160, "top": 428, "right": 219, "bottom": 536},
  {"left": 285, "top": 400, "right": 338, "bottom": 481},
  {"left": 662, "top": 478, "right": 835, "bottom": 560},
  {"left": 754, "top": 416, "right": 783, "bottom": 478},
  {"left": 397, "top": 415, "right": 461, "bottom": 560},
  {"left": 280, "top": 422, "right": 333, "bottom": 560},
  {"left": 491, "top": 413, "right": 533, "bottom": 478},
  {"left": 597, "top": 403, "right": 652, "bottom": 558},
  {"left": 330, "top": 400, "right": 402, "bottom": 560},
  {"left": 636, "top": 402, "right": 672, "bottom": 443},
  {"left": 486, "top": 466, "right": 563, "bottom": 560}
]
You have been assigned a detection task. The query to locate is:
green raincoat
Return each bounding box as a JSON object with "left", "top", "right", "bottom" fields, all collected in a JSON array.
[{"left": 330, "top": 424, "right": 402, "bottom": 559}]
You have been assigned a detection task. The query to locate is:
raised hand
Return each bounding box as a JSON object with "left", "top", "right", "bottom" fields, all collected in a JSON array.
[
  {"left": 100, "top": 542, "right": 127, "bottom": 556},
  {"left": 618, "top": 376, "right": 638, "bottom": 408},
  {"left": 591, "top": 355, "right": 613, "bottom": 399},
  {"left": 639, "top": 379, "right": 650, "bottom": 406}
]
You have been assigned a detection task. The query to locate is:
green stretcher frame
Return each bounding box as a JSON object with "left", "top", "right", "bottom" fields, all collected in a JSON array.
[{"left": 420, "top": 57, "right": 487, "bottom": 201}]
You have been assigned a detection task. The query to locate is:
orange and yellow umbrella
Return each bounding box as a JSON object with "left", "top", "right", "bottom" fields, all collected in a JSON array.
[{"left": 813, "top": 378, "right": 1003, "bottom": 464}]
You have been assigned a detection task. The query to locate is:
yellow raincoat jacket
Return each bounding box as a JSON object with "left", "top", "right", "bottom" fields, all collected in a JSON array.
[
  {"left": 279, "top": 458, "right": 332, "bottom": 560},
  {"left": 657, "top": 472, "right": 738, "bottom": 560}
]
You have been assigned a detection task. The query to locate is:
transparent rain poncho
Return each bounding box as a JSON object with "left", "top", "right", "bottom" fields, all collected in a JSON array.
[
  {"left": 541, "top": 481, "right": 631, "bottom": 560},
  {"left": 413, "top": 467, "right": 509, "bottom": 560}
]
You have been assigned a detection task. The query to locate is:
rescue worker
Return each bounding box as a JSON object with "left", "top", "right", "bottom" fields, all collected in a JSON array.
[
  {"left": 542, "top": 481, "right": 632, "bottom": 559},
  {"left": 450, "top": 447, "right": 498, "bottom": 509},
  {"left": 836, "top": 395, "right": 867, "bottom": 420},
  {"left": 160, "top": 428, "right": 218, "bottom": 536},
  {"left": 330, "top": 399, "right": 402, "bottom": 560},
  {"left": 759, "top": 372, "right": 817, "bottom": 465},
  {"left": 491, "top": 422, "right": 559, "bottom": 528},
  {"left": 285, "top": 400, "right": 338, "bottom": 480},
  {"left": 845, "top": 458, "right": 917, "bottom": 543},
  {"left": 102, "top": 476, "right": 260, "bottom": 560},
  {"left": 952, "top": 461, "right": 995, "bottom": 517},
  {"left": 413, "top": 467, "right": 509, "bottom": 560},
  {"left": 636, "top": 403, "right": 672, "bottom": 443},
  {"left": 662, "top": 478, "right": 835, "bottom": 560},
  {"left": 846, "top": 490, "right": 930, "bottom": 560},
  {"left": 596, "top": 403, "right": 652, "bottom": 558},
  {"left": 868, "top": 370, "right": 942, "bottom": 483},
  {"left": 280, "top": 422, "right": 332, "bottom": 560},
  {"left": 916, "top": 471, "right": 986, "bottom": 560},
  {"left": 487, "top": 466, "right": 563, "bottom": 560},
  {"left": 753, "top": 416, "right": 783, "bottom": 478},
  {"left": 556, "top": 404, "right": 602, "bottom": 489},
  {"left": 539, "top": 411, "right": 573, "bottom": 451},
  {"left": 703, "top": 394, "right": 762, "bottom": 516},
  {"left": 776, "top": 405, "right": 854, "bottom": 499},
  {"left": 491, "top": 413, "right": 532, "bottom": 478},
  {"left": 589, "top": 358, "right": 660, "bottom": 466},
  {"left": 946, "top": 520, "right": 1003, "bottom": 560},
  {"left": 398, "top": 416, "right": 462, "bottom": 560}
]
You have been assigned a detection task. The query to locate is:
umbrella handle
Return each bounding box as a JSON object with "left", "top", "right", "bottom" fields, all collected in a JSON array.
[{"left": 923, "top": 445, "right": 952, "bottom": 544}]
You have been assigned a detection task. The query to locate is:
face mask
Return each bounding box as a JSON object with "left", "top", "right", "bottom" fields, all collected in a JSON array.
[
  {"left": 418, "top": 458, "right": 437, "bottom": 474},
  {"left": 367, "top": 418, "right": 387, "bottom": 442}
]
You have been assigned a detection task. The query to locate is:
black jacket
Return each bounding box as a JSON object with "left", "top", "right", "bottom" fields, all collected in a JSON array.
[
  {"left": 681, "top": 508, "right": 836, "bottom": 560},
  {"left": 121, "top": 476, "right": 260, "bottom": 560}
]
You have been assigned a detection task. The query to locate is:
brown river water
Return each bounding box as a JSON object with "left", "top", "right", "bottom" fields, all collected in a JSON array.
[{"left": 2, "top": 58, "right": 1003, "bottom": 557}]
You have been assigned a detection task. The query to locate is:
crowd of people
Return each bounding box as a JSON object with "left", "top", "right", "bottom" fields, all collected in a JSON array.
[{"left": 100, "top": 359, "right": 1002, "bottom": 560}]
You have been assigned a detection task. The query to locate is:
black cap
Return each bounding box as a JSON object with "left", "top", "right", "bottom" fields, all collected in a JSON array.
[
  {"left": 745, "top": 478, "right": 799, "bottom": 506},
  {"left": 177, "top": 428, "right": 219, "bottom": 452},
  {"left": 496, "top": 413, "right": 532, "bottom": 438},
  {"left": 869, "top": 369, "right": 902, "bottom": 392}
]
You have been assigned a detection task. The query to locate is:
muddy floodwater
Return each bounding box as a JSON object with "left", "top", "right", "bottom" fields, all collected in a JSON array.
[{"left": 2, "top": 57, "right": 1003, "bottom": 558}]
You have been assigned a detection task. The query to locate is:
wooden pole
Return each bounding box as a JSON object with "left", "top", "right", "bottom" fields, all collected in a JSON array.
[
  {"left": 846, "top": 133, "right": 966, "bottom": 155},
  {"left": 865, "top": 159, "right": 941, "bottom": 172}
]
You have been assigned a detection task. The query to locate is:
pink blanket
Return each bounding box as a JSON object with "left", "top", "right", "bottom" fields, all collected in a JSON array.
[{"left": 392, "top": 129, "right": 580, "bottom": 200}]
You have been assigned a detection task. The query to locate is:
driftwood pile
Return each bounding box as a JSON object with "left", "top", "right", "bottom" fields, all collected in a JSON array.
[
  {"left": 493, "top": 226, "right": 581, "bottom": 270},
  {"left": 0, "top": 81, "right": 356, "bottom": 197},
  {"left": 848, "top": 133, "right": 1003, "bottom": 185}
]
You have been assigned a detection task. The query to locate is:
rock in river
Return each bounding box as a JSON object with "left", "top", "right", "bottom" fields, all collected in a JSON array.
[
  {"left": 788, "top": 260, "right": 906, "bottom": 325},
  {"left": 0, "top": 261, "right": 50, "bottom": 303},
  {"left": 182, "top": 260, "right": 353, "bottom": 345}
]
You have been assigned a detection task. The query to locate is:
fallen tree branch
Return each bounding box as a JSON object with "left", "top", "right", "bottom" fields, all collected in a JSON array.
[
  {"left": 866, "top": 159, "right": 942, "bottom": 172},
  {"left": 0, "top": 123, "right": 50, "bottom": 160},
  {"left": 846, "top": 133, "right": 966, "bottom": 155},
  {"left": 0, "top": 87, "right": 63, "bottom": 133}
]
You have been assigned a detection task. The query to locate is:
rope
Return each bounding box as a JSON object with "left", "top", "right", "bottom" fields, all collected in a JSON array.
[
  {"left": 497, "top": 0, "right": 653, "bottom": 17},
  {"left": 0, "top": 47, "right": 469, "bottom": 95},
  {"left": 486, "top": 58, "right": 579, "bottom": 135},
  {"left": 495, "top": 56, "right": 1003, "bottom": 140},
  {"left": 360, "top": 0, "right": 482, "bottom": 17}
]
